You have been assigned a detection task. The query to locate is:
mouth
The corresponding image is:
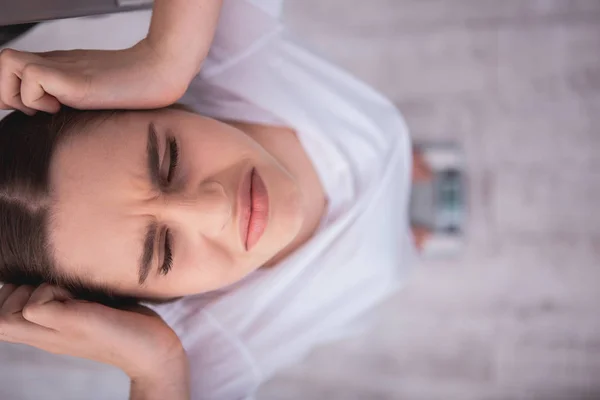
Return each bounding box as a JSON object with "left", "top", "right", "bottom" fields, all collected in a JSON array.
[{"left": 239, "top": 168, "right": 269, "bottom": 251}]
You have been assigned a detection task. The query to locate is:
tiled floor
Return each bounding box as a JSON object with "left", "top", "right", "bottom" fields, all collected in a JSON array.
[{"left": 259, "top": 1, "right": 600, "bottom": 399}]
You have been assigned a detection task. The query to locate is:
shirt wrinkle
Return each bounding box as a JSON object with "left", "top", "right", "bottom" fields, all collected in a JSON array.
[{"left": 201, "top": 310, "right": 264, "bottom": 387}]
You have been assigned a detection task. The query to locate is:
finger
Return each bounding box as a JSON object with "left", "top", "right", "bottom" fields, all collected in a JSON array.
[
  {"left": 26, "top": 284, "right": 72, "bottom": 308},
  {"left": 412, "top": 226, "right": 431, "bottom": 252},
  {"left": 121, "top": 303, "right": 161, "bottom": 319},
  {"left": 22, "top": 297, "right": 89, "bottom": 332},
  {"left": 22, "top": 63, "right": 91, "bottom": 108},
  {"left": 22, "top": 284, "right": 73, "bottom": 327},
  {"left": 1, "top": 285, "right": 35, "bottom": 315},
  {"left": 0, "top": 49, "right": 37, "bottom": 115},
  {"left": 0, "top": 66, "right": 6, "bottom": 109},
  {"left": 0, "top": 71, "right": 37, "bottom": 116},
  {"left": 0, "top": 284, "right": 18, "bottom": 306},
  {"left": 26, "top": 93, "right": 60, "bottom": 114},
  {"left": 412, "top": 148, "right": 433, "bottom": 182},
  {"left": 20, "top": 64, "right": 62, "bottom": 113}
]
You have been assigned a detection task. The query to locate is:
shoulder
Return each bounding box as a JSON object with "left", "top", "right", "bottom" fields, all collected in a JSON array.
[{"left": 151, "top": 301, "right": 261, "bottom": 399}]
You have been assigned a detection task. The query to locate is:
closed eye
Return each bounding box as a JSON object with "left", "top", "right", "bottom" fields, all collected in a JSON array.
[
  {"left": 142, "top": 123, "right": 178, "bottom": 283},
  {"left": 161, "top": 135, "right": 178, "bottom": 276},
  {"left": 166, "top": 136, "right": 179, "bottom": 183},
  {"left": 161, "top": 229, "right": 174, "bottom": 276}
]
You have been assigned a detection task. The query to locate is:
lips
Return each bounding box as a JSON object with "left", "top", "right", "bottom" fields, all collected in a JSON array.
[
  {"left": 238, "top": 168, "right": 269, "bottom": 251},
  {"left": 246, "top": 169, "right": 269, "bottom": 250}
]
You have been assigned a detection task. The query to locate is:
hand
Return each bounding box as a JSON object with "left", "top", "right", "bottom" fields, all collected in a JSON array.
[
  {"left": 412, "top": 148, "right": 433, "bottom": 182},
  {"left": 0, "top": 283, "right": 186, "bottom": 380},
  {"left": 0, "top": 39, "right": 188, "bottom": 115}
]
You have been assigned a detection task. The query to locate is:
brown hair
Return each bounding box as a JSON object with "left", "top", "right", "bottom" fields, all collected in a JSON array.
[{"left": 0, "top": 107, "right": 140, "bottom": 307}]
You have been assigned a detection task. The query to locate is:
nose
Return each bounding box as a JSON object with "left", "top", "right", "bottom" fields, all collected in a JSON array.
[{"left": 162, "top": 180, "right": 232, "bottom": 236}]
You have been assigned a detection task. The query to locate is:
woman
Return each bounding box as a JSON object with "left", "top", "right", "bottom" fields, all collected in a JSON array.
[{"left": 0, "top": 1, "right": 417, "bottom": 399}]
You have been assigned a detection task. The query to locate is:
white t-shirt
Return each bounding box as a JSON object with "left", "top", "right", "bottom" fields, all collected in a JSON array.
[
  {"left": 0, "top": 1, "right": 415, "bottom": 399},
  {"left": 150, "top": 1, "right": 416, "bottom": 398}
]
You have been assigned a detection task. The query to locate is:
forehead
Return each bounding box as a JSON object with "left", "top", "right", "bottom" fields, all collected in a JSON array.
[{"left": 47, "top": 111, "right": 154, "bottom": 290}]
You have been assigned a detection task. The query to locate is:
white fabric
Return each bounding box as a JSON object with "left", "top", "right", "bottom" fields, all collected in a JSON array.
[{"left": 0, "top": 1, "right": 415, "bottom": 399}]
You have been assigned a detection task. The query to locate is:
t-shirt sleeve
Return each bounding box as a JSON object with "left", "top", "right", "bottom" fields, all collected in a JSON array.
[
  {"left": 247, "top": 0, "right": 285, "bottom": 18},
  {"left": 153, "top": 300, "right": 261, "bottom": 400},
  {"left": 199, "top": 0, "right": 283, "bottom": 78}
]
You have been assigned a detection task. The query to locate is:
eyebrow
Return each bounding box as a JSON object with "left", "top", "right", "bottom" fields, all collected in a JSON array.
[
  {"left": 139, "top": 221, "right": 158, "bottom": 285},
  {"left": 147, "top": 122, "right": 161, "bottom": 187},
  {"left": 138, "top": 123, "right": 161, "bottom": 285}
]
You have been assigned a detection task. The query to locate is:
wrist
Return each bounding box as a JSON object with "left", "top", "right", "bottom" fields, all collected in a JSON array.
[
  {"left": 126, "top": 337, "right": 187, "bottom": 378},
  {"left": 131, "top": 39, "right": 191, "bottom": 103},
  {"left": 143, "top": 32, "right": 204, "bottom": 84},
  {"left": 145, "top": 0, "right": 222, "bottom": 80},
  {"left": 128, "top": 346, "right": 190, "bottom": 400}
]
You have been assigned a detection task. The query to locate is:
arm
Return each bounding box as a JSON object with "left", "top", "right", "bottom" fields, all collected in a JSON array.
[
  {"left": 0, "top": 284, "right": 193, "bottom": 400},
  {"left": 146, "top": 0, "right": 223, "bottom": 84},
  {"left": 129, "top": 346, "right": 191, "bottom": 400},
  {"left": 0, "top": 0, "right": 223, "bottom": 113}
]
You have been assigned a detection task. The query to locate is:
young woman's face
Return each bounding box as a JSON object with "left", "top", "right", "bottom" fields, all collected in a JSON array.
[{"left": 48, "top": 108, "right": 305, "bottom": 299}]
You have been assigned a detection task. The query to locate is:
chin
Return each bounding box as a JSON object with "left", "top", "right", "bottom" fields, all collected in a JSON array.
[
  {"left": 258, "top": 175, "right": 306, "bottom": 261},
  {"left": 283, "top": 188, "right": 306, "bottom": 235},
  {"left": 256, "top": 207, "right": 303, "bottom": 265}
]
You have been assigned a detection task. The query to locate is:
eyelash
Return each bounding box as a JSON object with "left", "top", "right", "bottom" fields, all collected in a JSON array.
[
  {"left": 162, "top": 136, "right": 178, "bottom": 276},
  {"left": 161, "top": 229, "right": 173, "bottom": 275},
  {"left": 166, "top": 136, "right": 179, "bottom": 183}
]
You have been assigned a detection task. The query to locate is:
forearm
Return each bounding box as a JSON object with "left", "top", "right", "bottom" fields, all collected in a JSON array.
[
  {"left": 128, "top": 350, "right": 190, "bottom": 400},
  {"left": 146, "top": 0, "right": 223, "bottom": 83}
]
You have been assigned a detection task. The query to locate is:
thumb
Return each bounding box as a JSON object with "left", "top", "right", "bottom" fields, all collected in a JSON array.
[{"left": 19, "top": 64, "right": 63, "bottom": 113}]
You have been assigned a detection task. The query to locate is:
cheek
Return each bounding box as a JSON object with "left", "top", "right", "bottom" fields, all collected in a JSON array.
[
  {"left": 260, "top": 164, "right": 304, "bottom": 241},
  {"left": 183, "top": 134, "right": 254, "bottom": 176},
  {"left": 170, "top": 239, "right": 259, "bottom": 293}
]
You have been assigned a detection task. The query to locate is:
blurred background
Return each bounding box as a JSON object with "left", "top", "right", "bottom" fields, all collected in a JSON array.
[
  {"left": 259, "top": 1, "right": 600, "bottom": 399},
  {"left": 1, "top": 1, "right": 599, "bottom": 399}
]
